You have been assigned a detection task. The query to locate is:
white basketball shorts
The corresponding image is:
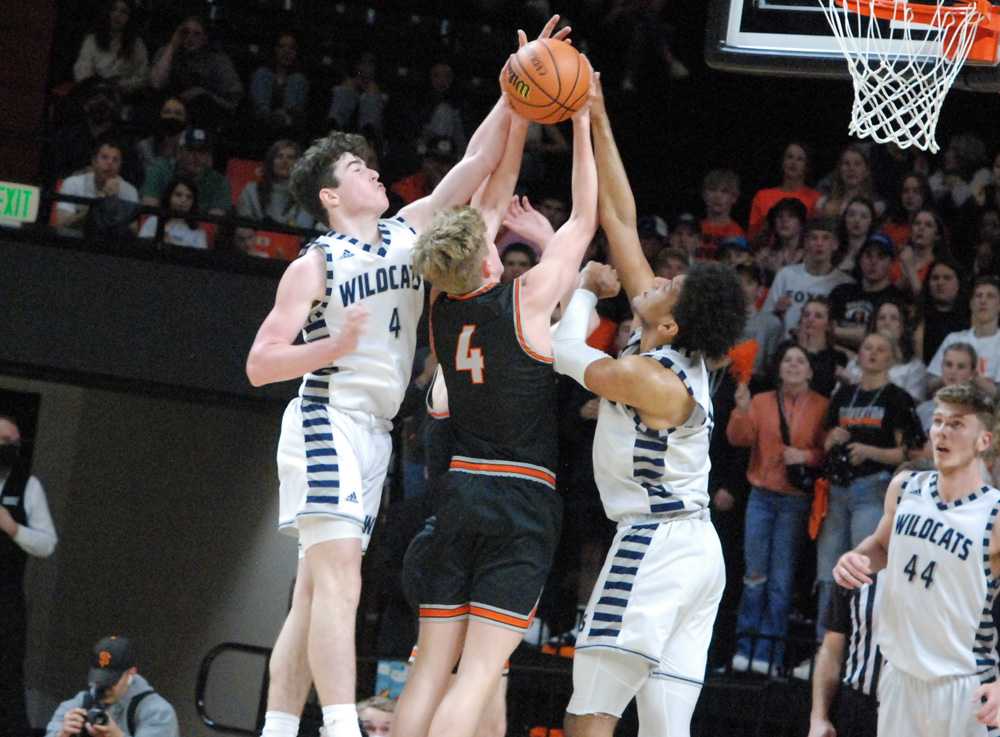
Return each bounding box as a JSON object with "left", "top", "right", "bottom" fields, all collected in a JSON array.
[
  {"left": 877, "top": 662, "right": 996, "bottom": 737},
  {"left": 276, "top": 397, "right": 391, "bottom": 553},
  {"left": 567, "top": 513, "right": 725, "bottom": 717}
]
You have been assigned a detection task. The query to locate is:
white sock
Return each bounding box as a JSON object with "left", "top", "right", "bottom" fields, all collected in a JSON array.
[
  {"left": 261, "top": 711, "right": 299, "bottom": 737},
  {"left": 322, "top": 704, "right": 361, "bottom": 737}
]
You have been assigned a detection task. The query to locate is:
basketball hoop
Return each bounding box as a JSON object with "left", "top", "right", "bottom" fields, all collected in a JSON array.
[{"left": 820, "top": 0, "right": 1000, "bottom": 152}]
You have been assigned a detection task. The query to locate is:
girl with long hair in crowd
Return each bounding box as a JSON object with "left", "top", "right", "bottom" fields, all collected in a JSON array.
[
  {"left": 896, "top": 208, "right": 949, "bottom": 297},
  {"left": 816, "top": 144, "right": 885, "bottom": 219},
  {"left": 138, "top": 177, "right": 207, "bottom": 249},
  {"left": 236, "top": 139, "right": 316, "bottom": 229},
  {"left": 727, "top": 342, "right": 829, "bottom": 675},
  {"left": 747, "top": 142, "right": 821, "bottom": 240},
  {"left": 834, "top": 196, "right": 877, "bottom": 274},
  {"left": 72, "top": 0, "right": 149, "bottom": 95},
  {"left": 755, "top": 197, "right": 807, "bottom": 280},
  {"left": 794, "top": 296, "right": 847, "bottom": 398},
  {"left": 914, "top": 258, "right": 971, "bottom": 362},
  {"left": 882, "top": 172, "right": 933, "bottom": 249},
  {"left": 843, "top": 300, "right": 927, "bottom": 402},
  {"left": 816, "top": 330, "right": 924, "bottom": 640}
]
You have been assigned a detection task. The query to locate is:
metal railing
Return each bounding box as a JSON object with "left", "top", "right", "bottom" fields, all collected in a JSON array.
[{"left": 195, "top": 636, "right": 814, "bottom": 737}]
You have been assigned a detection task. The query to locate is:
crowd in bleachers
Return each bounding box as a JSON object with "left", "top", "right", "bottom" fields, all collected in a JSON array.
[{"left": 33, "top": 0, "right": 1000, "bottom": 706}]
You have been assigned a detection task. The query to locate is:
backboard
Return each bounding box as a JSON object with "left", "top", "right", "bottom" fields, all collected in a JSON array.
[{"left": 705, "top": 0, "right": 1000, "bottom": 88}]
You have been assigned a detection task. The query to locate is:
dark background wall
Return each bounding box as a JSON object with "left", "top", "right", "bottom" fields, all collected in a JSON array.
[
  {"left": 7, "top": 373, "right": 297, "bottom": 736},
  {"left": 0, "top": 237, "right": 293, "bottom": 402}
]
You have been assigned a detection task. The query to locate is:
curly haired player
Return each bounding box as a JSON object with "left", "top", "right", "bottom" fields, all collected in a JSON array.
[{"left": 555, "top": 76, "right": 746, "bottom": 737}]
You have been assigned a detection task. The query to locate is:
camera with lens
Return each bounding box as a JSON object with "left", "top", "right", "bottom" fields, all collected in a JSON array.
[
  {"left": 824, "top": 443, "right": 855, "bottom": 487},
  {"left": 82, "top": 686, "right": 109, "bottom": 730}
]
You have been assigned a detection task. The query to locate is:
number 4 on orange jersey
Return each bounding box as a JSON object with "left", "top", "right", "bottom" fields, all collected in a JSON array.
[{"left": 456, "top": 324, "right": 485, "bottom": 384}]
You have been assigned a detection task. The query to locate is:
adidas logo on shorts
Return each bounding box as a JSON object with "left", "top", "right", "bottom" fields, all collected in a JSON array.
[
  {"left": 340, "top": 250, "right": 353, "bottom": 259},
  {"left": 346, "top": 492, "right": 358, "bottom": 503}
]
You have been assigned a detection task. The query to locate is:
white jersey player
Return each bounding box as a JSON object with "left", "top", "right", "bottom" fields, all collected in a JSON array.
[
  {"left": 552, "top": 76, "right": 747, "bottom": 737},
  {"left": 835, "top": 382, "right": 1000, "bottom": 736},
  {"left": 246, "top": 99, "right": 513, "bottom": 737}
]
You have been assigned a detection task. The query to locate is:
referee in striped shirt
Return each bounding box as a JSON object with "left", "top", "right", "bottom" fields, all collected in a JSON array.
[{"left": 808, "top": 576, "right": 881, "bottom": 737}]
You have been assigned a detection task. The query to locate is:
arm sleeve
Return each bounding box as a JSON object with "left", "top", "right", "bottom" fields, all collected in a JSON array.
[
  {"left": 14, "top": 477, "right": 57, "bottom": 557},
  {"left": 725, "top": 403, "right": 758, "bottom": 448},
  {"left": 552, "top": 289, "right": 611, "bottom": 388}
]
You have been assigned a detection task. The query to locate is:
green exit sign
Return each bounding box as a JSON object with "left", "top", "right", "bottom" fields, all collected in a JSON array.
[{"left": 0, "top": 181, "right": 40, "bottom": 224}]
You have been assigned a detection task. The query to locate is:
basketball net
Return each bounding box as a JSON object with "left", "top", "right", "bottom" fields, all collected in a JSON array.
[{"left": 820, "top": 0, "right": 989, "bottom": 152}]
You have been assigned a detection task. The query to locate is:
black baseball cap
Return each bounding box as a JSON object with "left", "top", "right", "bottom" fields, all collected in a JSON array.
[{"left": 88, "top": 636, "right": 136, "bottom": 688}]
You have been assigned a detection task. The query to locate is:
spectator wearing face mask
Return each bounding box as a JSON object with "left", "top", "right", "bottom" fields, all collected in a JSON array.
[
  {"left": 135, "top": 96, "right": 187, "bottom": 170},
  {"left": 0, "top": 414, "right": 57, "bottom": 735}
]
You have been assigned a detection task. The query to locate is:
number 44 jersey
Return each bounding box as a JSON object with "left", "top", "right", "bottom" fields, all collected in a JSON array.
[
  {"left": 298, "top": 217, "right": 424, "bottom": 421},
  {"left": 880, "top": 470, "right": 1000, "bottom": 681}
]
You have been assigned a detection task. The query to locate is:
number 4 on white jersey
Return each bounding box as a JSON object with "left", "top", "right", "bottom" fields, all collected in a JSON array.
[{"left": 456, "top": 324, "right": 485, "bottom": 384}]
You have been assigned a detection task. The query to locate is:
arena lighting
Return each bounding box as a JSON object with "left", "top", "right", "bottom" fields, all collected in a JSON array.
[{"left": 0, "top": 181, "right": 39, "bottom": 224}]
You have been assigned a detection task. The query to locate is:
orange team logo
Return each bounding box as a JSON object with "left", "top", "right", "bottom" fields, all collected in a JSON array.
[{"left": 98, "top": 650, "right": 112, "bottom": 668}]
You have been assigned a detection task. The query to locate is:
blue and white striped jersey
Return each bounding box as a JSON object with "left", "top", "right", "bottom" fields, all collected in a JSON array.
[
  {"left": 879, "top": 471, "right": 1000, "bottom": 681},
  {"left": 591, "top": 332, "right": 713, "bottom": 523},
  {"left": 297, "top": 216, "right": 424, "bottom": 421}
]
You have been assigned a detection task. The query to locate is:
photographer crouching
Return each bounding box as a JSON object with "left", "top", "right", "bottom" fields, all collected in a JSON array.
[{"left": 45, "top": 636, "right": 178, "bottom": 737}]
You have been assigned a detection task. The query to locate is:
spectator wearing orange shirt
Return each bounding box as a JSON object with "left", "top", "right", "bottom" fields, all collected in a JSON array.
[
  {"left": 700, "top": 169, "right": 745, "bottom": 259},
  {"left": 748, "top": 142, "right": 820, "bottom": 240},
  {"left": 727, "top": 342, "right": 829, "bottom": 674},
  {"left": 389, "top": 136, "right": 456, "bottom": 206}
]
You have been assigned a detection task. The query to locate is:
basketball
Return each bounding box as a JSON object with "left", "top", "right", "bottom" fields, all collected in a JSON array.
[{"left": 499, "top": 38, "right": 591, "bottom": 124}]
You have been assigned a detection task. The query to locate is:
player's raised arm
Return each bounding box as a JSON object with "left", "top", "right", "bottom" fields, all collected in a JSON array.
[
  {"left": 397, "top": 98, "right": 511, "bottom": 232},
  {"left": 519, "top": 83, "right": 598, "bottom": 316},
  {"left": 589, "top": 74, "right": 654, "bottom": 300},
  {"left": 552, "top": 263, "right": 692, "bottom": 424},
  {"left": 833, "top": 471, "right": 908, "bottom": 588},
  {"left": 246, "top": 250, "right": 367, "bottom": 386},
  {"left": 399, "top": 15, "right": 571, "bottom": 233},
  {"left": 471, "top": 110, "right": 529, "bottom": 243}
]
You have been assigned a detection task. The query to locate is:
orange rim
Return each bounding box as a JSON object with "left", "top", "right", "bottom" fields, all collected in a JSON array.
[{"left": 833, "top": 0, "right": 1000, "bottom": 62}]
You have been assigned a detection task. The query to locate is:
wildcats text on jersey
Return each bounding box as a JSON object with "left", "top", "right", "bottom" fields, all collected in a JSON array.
[
  {"left": 338, "top": 264, "right": 423, "bottom": 307},
  {"left": 894, "top": 512, "right": 974, "bottom": 561}
]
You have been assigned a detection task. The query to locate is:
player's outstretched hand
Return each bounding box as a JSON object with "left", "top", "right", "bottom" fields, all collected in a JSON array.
[
  {"left": 833, "top": 551, "right": 872, "bottom": 589},
  {"left": 331, "top": 304, "right": 368, "bottom": 358},
  {"left": 517, "top": 14, "right": 572, "bottom": 49},
  {"left": 503, "top": 195, "right": 555, "bottom": 246},
  {"left": 579, "top": 261, "right": 620, "bottom": 300},
  {"left": 974, "top": 681, "right": 1000, "bottom": 726}
]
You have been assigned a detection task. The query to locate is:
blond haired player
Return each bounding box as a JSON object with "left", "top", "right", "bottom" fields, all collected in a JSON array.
[{"left": 836, "top": 382, "right": 1000, "bottom": 735}]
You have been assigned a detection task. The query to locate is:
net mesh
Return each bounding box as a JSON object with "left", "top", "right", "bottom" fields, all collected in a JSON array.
[{"left": 820, "top": 0, "right": 987, "bottom": 152}]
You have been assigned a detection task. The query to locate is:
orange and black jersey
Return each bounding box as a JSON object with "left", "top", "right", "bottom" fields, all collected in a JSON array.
[{"left": 431, "top": 279, "right": 558, "bottom": 488}]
